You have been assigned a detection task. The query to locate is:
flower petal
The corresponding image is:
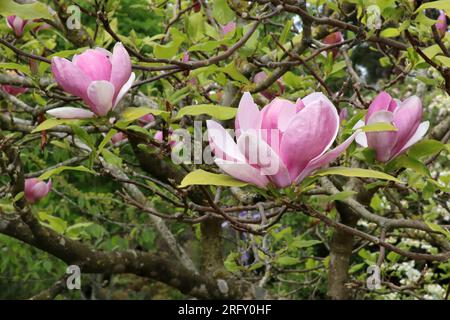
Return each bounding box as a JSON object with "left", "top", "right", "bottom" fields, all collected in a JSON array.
[
  {"left": 87, "top": 81, "right": 115, "bottom": 116},
  {"left": 390, "top": 96, "right": 423, "bottom": 156},
  {"left": 366, "top": 91, "right": 396, "bottom": 122},
  {"left": 235, "top": 92, "right": 261, "bottom": 137},
  {"left": 353, "top": 120, "right": 368, "bottom": 147},
  {"left": 392, "top": 121, "right": 430, "bottom": 158},
  {"left": 46, "top": 107, "right": 95, "bottom": 119},
  {"left": 72, "top": 49, "right": 112, "bottom": 81},
  {"left": 110, "top": 42, "right": 132, "bottom": 99},
  {"left": 280, "top": 98, "right": 339, "bottom": 180},
  {"left": 51, "top": 57, "right": 91, "bottom": 101},
  {"left": 215, "top": 158, "right": 269, "bottom": 188},
  {"left": 113, "top": 72, "right": 135, "bottom": 108},
  {"left": 237, "top": 131, "right": 291, "bottom": 187},
  {"left": 365, "top": 110, "right": 397, "bottom": 162},
  {"left": 295, "top": 132, "right": 357, "bottom": 184},
  {"left": 207, "top": 120, "right": 245, "bottom": 162}
]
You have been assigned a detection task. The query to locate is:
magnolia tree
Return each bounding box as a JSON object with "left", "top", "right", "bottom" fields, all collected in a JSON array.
[{"left": 0, "top": 0, "right": 449, "bottom": 300}]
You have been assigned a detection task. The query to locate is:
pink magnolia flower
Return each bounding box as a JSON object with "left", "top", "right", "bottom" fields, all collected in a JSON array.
[
  {"left": 6, "top": 16, "right": 29, "bottom": 37},
  {"left": 436, "top": 10, "right": 447, "bottom": 38},
  {"left": 24, "top": 178, "right": 52, "bottom": 203},
  {"left": 1, "top": 84, "right": 28, "bottom": 96},
  {"left": 253, "top": 71, "right": 285, "bottom": 100},
  {"left": 322, "top": 31, "right": 344, "bottom": 58},
  {"left": 1, "top": 70, "right": 28, "bottom": 96},
  {"left": 154, "top": 129, "right": 176, "bottom": 147},
  {"left": 221, "top": 21, "right": 236, "bottom": 36},
  {"left": 354, "top": 91, "right": 429, "bottom": 162},
  {"left": 207, "top": 92, "right": 357, "bottom": 188},
  {"left": 47, "top": 43, "right": 135, "bottom": 119},
  {"left": 339, "top": 108, "right": 348, "bottom": 123},
  {"left": 139, "top": 114, "right": 155, "bottom": 125}
]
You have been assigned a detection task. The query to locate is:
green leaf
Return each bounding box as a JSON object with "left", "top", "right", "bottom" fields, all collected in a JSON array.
[
  {"left": 38, "top": 212, "right": 67, "bottom": 234},
  {"left": 359, "top": 122, "right": 397, "bottom": 133},
  {"left": 425, "top": 222, "right": 450, "bottom": 240},
  {"left": 0, "top": 63, "right": 31, "bottom": 76},
  {"left": 121, "top": 107, "right": 170, "bottom": 122},
  {"left": 275, "top": 256, "right": 299, "bottom": 266},
  {"left": 380, "top": 27, "right": 400, "bottom": 38},
  {"left": 175, "top": 105, "right": 237, "bottom": 120},
  {"left": 314, "top": 167, "right": 400, "bottom": 182},
  {"left": 386, "top": 155, "right": 431, "bottom": 177},
  {"left": 0, "top": 0, "right": 52, "bottom": 19},
  {"left": 220, "top": 62, "right": 249, "bottom": 83},
  {"left": 70, "top": 124, "right": 94, "bottom": 149},
  {"left": 324, "top": 191, "right": 358, "bottom": 202},
  {"left": 179, "top": 169, "right": 248, "bottom": 188},
  {"left": 212, "top": 0, "right": 235, "bottom": 25},
  {"left": 290, "top": 239, "right": 321, "bottom": 249},
  {"left": 435, "top": 56, "right": 450, "bottom": 68},
  {"left": 415, "top": 0, "right": 450, "bottom": 15},
  {"left": 32, "top": 119, "right": 70, "bottom": 133},
  {"left": 98, "top": 129, "right": 118, "bottom": 152},
  {"left": 38, "top": 165, "right": 95, "bottom": 180},
  {"left": 101, "top": 149, "right": 122, "bottom": 167},
  {"left": 408, "top": 139, "right": 445, "bottom": 159}
]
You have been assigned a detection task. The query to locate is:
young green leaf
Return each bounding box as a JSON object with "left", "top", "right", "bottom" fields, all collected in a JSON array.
[{"left": 179, "top": 169, "right": 248, "bottom": 188}]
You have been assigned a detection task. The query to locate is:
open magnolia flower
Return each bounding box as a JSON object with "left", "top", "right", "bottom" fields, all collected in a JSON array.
[
  {"left": 24, "top": 178, "right": 52, "bottom": 203},
  {"left": 207, "top": 92, "right": 357, "bottom": 188},
  {"left": 354, "top": 91, "right": 429, "bottom": 162},
  {"left": 47, "top": 42, "right": 135, "bottom": 119}
]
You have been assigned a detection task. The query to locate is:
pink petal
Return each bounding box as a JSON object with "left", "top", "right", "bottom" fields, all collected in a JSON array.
[
  {"left": 207, "top": 120, "right": 245, "bottom": 162},
  {"left": 392, "top": 121, "right": 429, "bottom": 158},
  {"left": 366, "top": 91, "right": 396, "bottom": 122},
  {"left": 51, "top": 57, "right": 91, "bottom": 101},
  {"left": 353, "top": 120, "right": 368, "bottom": 147},
  {"left": 295, "top": 132, "right": 358, "bottom": 184},
  {"left": 87, "top": 81, "right": 115, "bottom": 116},
  {"left": 215, "top": 158, "right": 269, "bottom": 188},
  {"left": 235, "top": 92, "right": 261, "bottom": 138},
  {"left": 365, "top": 111, "right": 397, "bottom": 162},
  {"left": 280, "top": 97, "right": 339, "bottom": 180},
  {"left": 237, "top": 131, "right": 291, "bottom": 187},
  {"left": 46, "top": 107, "right": 95, "bottom": 119},
  {"left": 110, "top": 43, "right": 132, "bottom": 101},
  {"left": 72, "top": 49, "right": 112, "bottom": 81},
  {"left": 390, "top": 96, "right": 423, "bottom": 156},
  {"left": 113, "top": 72, "right": 135, "bottom": 108}
]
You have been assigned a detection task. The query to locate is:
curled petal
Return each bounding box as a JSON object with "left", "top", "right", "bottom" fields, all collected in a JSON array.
[
  {"left": 113, "top": 72, "right": 135, "bottom": 108},
  {"left": 366, "top": 111, "right": 397, "bottom": 162},
  {"left": 51, "top": 57, "right": 91, "bottom": 101},
  {"left": 207, "top": 120, "right": 245, "bottom": 162},
  {"left": 366, "top": 91, "right": 396, "bottom": 122},
  {"left": 235, "top": 92, "right": 261, "bottom": 137},
  {"left": 72, "top": 49, "right": 112, "bottom": 81},
  {"left": 280, "top": 98, "right": 339, "bottom": 180},
  {"left": 215, "top": 158, "right": 269, "bottom": 188},
  {"left": 392, "top": 121, "right": 430, "bottom": 158},
  {"left": 295, "top": 132, "right": 358, "bottom": 184},
  {"left": 110, "top": 43, "right": 132, "bottom": 100},
  {"left": 87, "top": 81, "right": 115, "bottom": 116},
  {"left": 353, "top": 120, "right": 368, "bottom": 147},
  {"left": 237, "top": 131, "right": 291, "bottom": 187},
  {"left": 46, "top": 107, "right": 95, "bottom": 119},
  {"left": 390, "top": 96, "right": 423, "bottom": 156}
]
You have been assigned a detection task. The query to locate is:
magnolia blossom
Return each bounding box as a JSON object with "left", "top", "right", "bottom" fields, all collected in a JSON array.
[
  {"left": 1, "top": 70, "right": 28, "bottom": 96},
  {"left": 354, "top": 91, "right": 429, "bottom": 162},
  {"left": 1, "top": 84, "right": 28, "bottom": 96},
  {"left": 339, "top": 108, "right": 348, "bottom": 123},
  {"left": 154, "top": 129, "right": 176, "bottom": 147},
  {"left": 47, "top": 43, "right": 135, "bottom": 119},
  {"left": 207, "top": 92, "right": 357, "bottom": 188},
  {"left": 221, "top": 21, "right": 236, "bottom": 36},
  {"left": 322, "top": 31, "right": 344, "bottom": 58},
  {"left": 436, "top": 10, "right": 447, "bottom": 37},
  {"left": 24, "top": 178, "right": 52, "bottom": 203},
  {"left": 6, "top": 16, "right": 29, "bottom": 37},
  {"left": 253, "top": 71, "right": 285, "bottom": 100}
]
